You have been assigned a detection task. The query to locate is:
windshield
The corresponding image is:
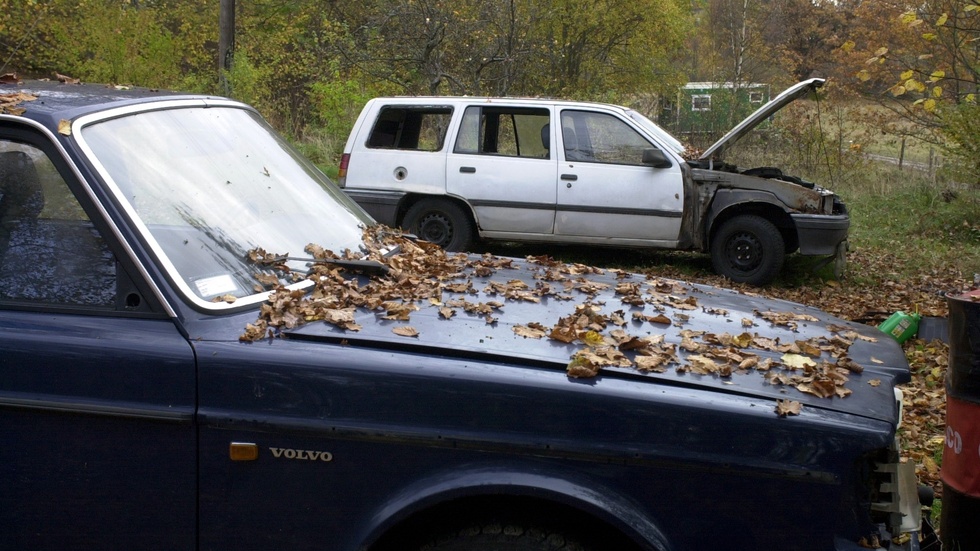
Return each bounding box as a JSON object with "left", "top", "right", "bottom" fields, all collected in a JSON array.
[
  {"left": 79, "top": 103, "right": 374, "bottom": 309},
  {"left": 625, "top": 109, "right": 686, "bottom": 155}
]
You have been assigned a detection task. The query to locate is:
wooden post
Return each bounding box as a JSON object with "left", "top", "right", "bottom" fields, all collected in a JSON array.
[
  {"left": 218, "top": 0, "right": 236, "bottom": 94},
  {"left": 898, "top": 136, "right": 906, "bottom": 171}
]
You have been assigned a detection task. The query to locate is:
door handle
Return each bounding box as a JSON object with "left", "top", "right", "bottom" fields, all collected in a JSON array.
[
  {"left": 459, "top": 166, "right": 476, "bottom": 173},
  {"left": 560, "top": 174, "right": 577, "bottom": 181}
]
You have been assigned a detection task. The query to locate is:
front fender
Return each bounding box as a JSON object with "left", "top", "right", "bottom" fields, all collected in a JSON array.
[
  {"left": 357, "top": 465, "right": 672, "bottom": 551},
  {"left": 704, "top": 189, "right": 793, "bottom": 243}
]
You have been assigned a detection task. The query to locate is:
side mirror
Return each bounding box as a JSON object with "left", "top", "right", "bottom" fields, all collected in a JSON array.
[{"left": 642, "top": 148, "right": 672, "bottom": 169}]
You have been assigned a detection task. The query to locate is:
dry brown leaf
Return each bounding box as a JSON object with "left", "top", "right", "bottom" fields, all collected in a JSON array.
[
  {"left": 635, "top": 355, "right": 669, "bottom": 372},
  {"left": 55, "top": 72, "right": 80, "bottom": 84},
  {"left": 513, "top": 324, "right": 547, "bottom": 339},
  {"left": 566, "top": 356, "right": 600, "bottom": 378},
  {"left": 782, "top": 353, "right": 817, "bottom": 370},
  {"left": 776, "top": 399, "right": 802, "bottom": 417},
  {"left": 392, "top": 326, "right": 419, "bottom": 337}
]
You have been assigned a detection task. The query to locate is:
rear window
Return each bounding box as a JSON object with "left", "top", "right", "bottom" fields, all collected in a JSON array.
[
  {"left": 366, "top": 106, "right": 453, "bottom": 151},
  {"left": 453, "top": 106, "right": 550, "bottom": 159}
]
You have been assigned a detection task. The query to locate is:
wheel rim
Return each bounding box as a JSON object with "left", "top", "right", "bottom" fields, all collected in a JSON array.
[
  {"left": 417, "top": 212, "right": 453, "bottom": 246},
  {"left": 724, "top": 231, "right": 764, "bottom": 273}
]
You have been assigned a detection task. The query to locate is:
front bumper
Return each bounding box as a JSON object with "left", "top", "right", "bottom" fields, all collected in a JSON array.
[{"left": 792, "top": 211, "right": 850, "bottom": 256}]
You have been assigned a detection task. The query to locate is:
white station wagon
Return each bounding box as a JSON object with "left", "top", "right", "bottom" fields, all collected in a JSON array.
[{"left": 338, "top": 79, "right": 848, "bottom": 286}]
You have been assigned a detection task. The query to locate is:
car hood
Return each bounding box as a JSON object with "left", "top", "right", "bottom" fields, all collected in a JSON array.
[
  {"left": 698, "top": 78, "right": 826, "bottom": 162},
  {"left": 281, "top": 252, "right": 906, "bottom": 424}
]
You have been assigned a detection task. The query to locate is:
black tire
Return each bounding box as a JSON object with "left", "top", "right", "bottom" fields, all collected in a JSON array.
[
  {"left": 710, "top": 214, "right": 785, "bottom": 286},
  {"left": 403, "top": 199, "right": 475, "bottom": 251},
  {"left": 415, "top": 519, "right": 596, "bottom": 551}
]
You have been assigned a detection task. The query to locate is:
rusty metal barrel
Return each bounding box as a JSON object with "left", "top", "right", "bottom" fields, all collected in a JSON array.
[{"left": 942, "top": 289, "right": 980, "bottom": 549}]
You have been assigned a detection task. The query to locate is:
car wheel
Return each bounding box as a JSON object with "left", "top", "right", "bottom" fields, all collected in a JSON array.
[
  {"left": 710, "top": 214, "right": 785, "bottom": 286},
  {"left": 414, "top": 519, "right": 597, "bottom": 551},
  {"left": 403, "top": 199, "right": 475, "bottom": 251}
]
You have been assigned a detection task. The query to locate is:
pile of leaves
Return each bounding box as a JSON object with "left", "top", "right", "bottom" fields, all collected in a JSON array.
[
  {"left": 0, "top": 90, "right": 36, "bottom": 115},
  {"left": 900, "top": 339, "right": 949, "bottom": 495},
  {"left": 242, "top": 227, "right": 909, "bottom": 419}
]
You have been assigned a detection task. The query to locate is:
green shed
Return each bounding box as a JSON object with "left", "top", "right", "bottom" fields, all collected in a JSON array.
[{"left": 660, "top": 82, "right": 771, "bottom": 149}]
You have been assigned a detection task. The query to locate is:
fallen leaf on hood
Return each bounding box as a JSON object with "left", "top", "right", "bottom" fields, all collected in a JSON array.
[
  {"left": 797, "top": 379, "right": 837, "bottom": 399},
  {"left": 581, "top": 330, "right": 606, "bottom": 347},
  {"left": 781, "top": 353, "right": 817, "bottom": 370},
  {"left": 776, "top": 399, "right": 802, "bottom": 417},
  {"left": 0, "top": 91, "right": 35, "bottom": 115},
  {"left": 323, "top": 308, "right": 361, "bottom": 331},
  {"left": 635, "top": 355, "right": 670, "bottom": 372},
  {"left": 566, "top": 355, "right": 600, "bottom": 378},
  {"left": 633, "top": 312, "right": 672, "bottom": 325},
  {"left": 514, "top": 324, "right": 547, "bottom": 339},
  {"left": 392, "top": 326, "right": 419, "bottom": 337}
]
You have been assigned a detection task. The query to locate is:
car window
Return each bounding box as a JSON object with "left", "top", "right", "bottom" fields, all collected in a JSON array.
[
  {"left": 560, "top": 110, "right": 656, "bottom": 166},
  {"left": 79, "top": 105, "right": 372, "bottom": 308},
  {"left": 0, "top": 141, "right": 116, "bottom": 308},
  {"left": 454, "top": 106, "right": 550, "bottom": 159},
  {"left": 366, "top": 106, "right": 452, "bottom": 151}
]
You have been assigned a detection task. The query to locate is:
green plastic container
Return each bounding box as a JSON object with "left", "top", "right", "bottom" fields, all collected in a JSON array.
[{"left": 879, "top": 310, "right": 922, "bottom": 343}]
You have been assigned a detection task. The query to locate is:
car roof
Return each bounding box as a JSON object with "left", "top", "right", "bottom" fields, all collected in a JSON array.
[
  {"left": 3, "top": 80, "right": 218, "bottom": 130},
  {"left": 367, "top": 95, "right": 633, "bottom": 113}
]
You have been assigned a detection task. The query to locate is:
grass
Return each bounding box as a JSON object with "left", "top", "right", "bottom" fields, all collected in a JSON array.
[
  {"left": 292, "top": 127, "right": 343, "bottom": 180},
  {"left": 838, "top": 167, "right": 980, "bottom": 279}
]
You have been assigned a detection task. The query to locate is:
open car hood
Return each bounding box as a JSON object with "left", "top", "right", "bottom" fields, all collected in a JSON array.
[{"left": 698, "top": 78, "right": 826, "bottom": 162}]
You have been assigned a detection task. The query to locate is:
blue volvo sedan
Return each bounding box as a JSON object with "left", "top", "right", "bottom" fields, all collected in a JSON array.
[{"left": 0, "top": 81, "right": 927, "bottom": 551}]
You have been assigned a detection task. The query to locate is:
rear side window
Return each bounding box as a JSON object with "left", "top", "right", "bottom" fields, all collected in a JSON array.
[
  {"left": 454, "top": 106, "right": 550, "bottom": 159},
  {"left": 366, "top": 106, "right": 452, "bottom": 151}
]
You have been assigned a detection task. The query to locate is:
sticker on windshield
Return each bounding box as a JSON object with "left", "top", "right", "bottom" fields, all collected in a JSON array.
[{"left": 194, "top": 274, "right": 238, "bottom": 297}]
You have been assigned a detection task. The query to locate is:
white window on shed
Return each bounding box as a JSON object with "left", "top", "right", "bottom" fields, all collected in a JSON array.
[
  {"left": 749, "top": 91, "right": 765, "bottom": 103},
  {"left": 692, "top": 95, "right": 711, "bottom": 111}
]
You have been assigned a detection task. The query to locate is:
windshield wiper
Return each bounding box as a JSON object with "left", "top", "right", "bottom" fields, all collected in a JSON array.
[
  {"left": 316, "top": 258, "right": 389, "bottom": 276},
  {"left": 262, "top": 255, "right": 389, "bottom": 277}
]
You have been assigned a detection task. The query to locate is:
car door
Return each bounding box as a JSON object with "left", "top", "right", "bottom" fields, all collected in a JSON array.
[
  {"left": 554, "top": 109, "right": 685, "bottom": 243},
  {"left": 346, "top": 104, "right": 452, "bottom": 199},
  {"left": 0, "top": 127, "right": 197, "bottom": 550},
  {"left": 446, "top": 105, "right": 557, "bottom": 234}
]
